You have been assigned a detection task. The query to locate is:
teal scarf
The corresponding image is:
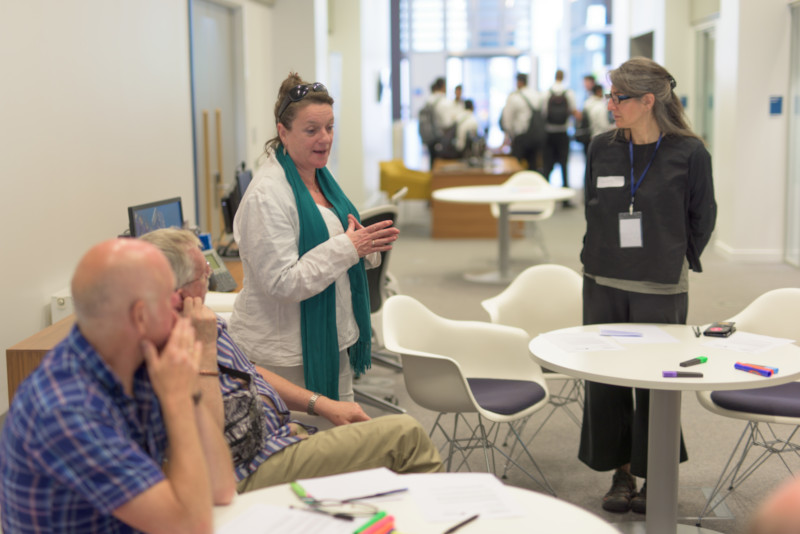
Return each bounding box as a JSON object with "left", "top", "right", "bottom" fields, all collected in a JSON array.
[{"left": 276, "top": 148, "right": 371, "bottom": 400}]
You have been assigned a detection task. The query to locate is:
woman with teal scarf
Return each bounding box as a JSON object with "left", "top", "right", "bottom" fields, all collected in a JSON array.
[{"left": 229, "top": 73, "right": 400, "bottom": 407}]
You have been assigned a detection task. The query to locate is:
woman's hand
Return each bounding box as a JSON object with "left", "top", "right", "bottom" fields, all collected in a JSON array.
[{"left": 346, "top": 214, "right": 400, "bottom": 257}]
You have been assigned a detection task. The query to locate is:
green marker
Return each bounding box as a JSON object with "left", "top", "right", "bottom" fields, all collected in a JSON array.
[
  {"left": 290, "top": 481, "right": 308, "bottom": 500},
  {"left": 354, "top": 511, "right": 387, "bottom": 533},
  {"left": 680, "top": 356, "right": 707, "bottom": 367}
]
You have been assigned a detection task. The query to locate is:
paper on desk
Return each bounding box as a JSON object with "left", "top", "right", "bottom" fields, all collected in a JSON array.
[
  {"left": 543, "top": 332, "right": 624, "bottom": 352},
  {"left": 298, "top": 467, "right": 405, "bottom": 502},
  {"left": 597, "top": 325, "right": 680, "bottom": 344},
  {"left": 702, "top": 331, "right": 795, "bottom": 354},
  {"left": 215, "top": 503, "right": 352, "bottom": 534},
  {"left": 403, "top": 472, "right": 523, "bottom": 522}
]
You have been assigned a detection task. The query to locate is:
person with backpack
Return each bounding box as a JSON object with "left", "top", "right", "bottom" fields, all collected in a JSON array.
[
  {"left": 419, "top": 77, "right": 457, "bottom": 169},
  {"left": 500, "top": 73, "right": 544, "bottom": 173},
  {"left": 542, "top": 69, "right": 580, "bottom": 202}
]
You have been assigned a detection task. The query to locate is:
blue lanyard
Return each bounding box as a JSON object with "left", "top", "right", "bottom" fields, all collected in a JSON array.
[{"left": 628, "top": 133, "right": 663, "bottom": 213}]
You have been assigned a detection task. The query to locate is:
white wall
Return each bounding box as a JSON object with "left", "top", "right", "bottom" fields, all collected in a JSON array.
[
  {"left": 712, "top": 0, "right": 792, "bottom": 261},
  {"left": 0, "top": 0, "right": 197, "bottom": 411},
  {"left": 359, "top": 0, "right": 393, "bottom": 205}
]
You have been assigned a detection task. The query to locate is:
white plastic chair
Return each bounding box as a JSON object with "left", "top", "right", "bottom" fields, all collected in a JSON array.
[
  {"left": 481, "top": 265, "right": 583, "bottom": 473},
  {"left": 490, "top": 171, "right": 556, "bottom": 260},
  {"left": 695, "top": 288, "right": 800, "bottom": 525},
  {"left": 382, "top": 295, "right": 555, "bottom": 495}
]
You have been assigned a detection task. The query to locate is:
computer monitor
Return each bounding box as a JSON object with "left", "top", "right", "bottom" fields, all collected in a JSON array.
[
  {"left": 220, "top": 166, "right": 253, "bottom": 236},
  {"left": 237, "top": 168, "right": 253, "bottom": 197},
  {"left": 128, "top": 197, "right": 184, "bottom": 237}
]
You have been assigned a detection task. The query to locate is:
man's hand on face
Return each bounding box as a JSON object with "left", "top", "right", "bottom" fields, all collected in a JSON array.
[
  {"left": 181, "top": 296, "right": 217, "bottom": 346},
  {"left": 142, "top": 317, "right": 201, "bottom": 406}
]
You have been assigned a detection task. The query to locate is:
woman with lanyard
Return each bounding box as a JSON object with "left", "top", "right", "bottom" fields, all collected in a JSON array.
[
  {"left": 230, "top": 73, "right": 399, "bottom": 404},
  {"left": 578, "top": 57, "right": 717, "bottom": 515}
]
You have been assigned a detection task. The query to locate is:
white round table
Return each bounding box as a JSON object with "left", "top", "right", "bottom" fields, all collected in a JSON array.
[
  {"left": 529, "top": 324, "right": 800, "bottom": 534},
  {"left": 213, "top": 475, "right": 619, "bottom": 533},
  {"left": 432, "top": 184, "right": 575, "bottom": 283}
]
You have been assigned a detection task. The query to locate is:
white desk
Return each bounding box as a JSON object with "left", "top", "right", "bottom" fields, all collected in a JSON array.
[
  {"left": 214, "top": 475, "right": 619, "bottom": 533},
  {"left": 529, "top": 324, "right": 800, "bottom": 534},
  {"left": 432, "top": 184, "right": 575, "bottom": 283}
]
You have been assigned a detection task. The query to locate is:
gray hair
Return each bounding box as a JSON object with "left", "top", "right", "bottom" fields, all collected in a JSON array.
[
  {"left": 138, "top": 228, "right": 202, "bottom": 287},
  {"left": 608, "top": 57, "right": 700, "bottom": 140}
]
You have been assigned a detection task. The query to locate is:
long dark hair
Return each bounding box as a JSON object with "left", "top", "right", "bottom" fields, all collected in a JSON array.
[
  {"left": 609, "top": 57, "right": 700, "bottom": 141},
  {"left": 264, "top": 72, "right": 334, "bottom": 154}
]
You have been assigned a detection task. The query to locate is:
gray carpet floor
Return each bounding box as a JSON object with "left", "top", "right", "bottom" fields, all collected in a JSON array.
[{"left": 355, "top": 195, "right": 800, "bottom": 534}]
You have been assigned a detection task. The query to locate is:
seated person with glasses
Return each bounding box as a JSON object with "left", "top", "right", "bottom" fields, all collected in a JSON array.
[
  {"left": 0, "top": 238, "right": 235, "bottom": 534},
  {"left": 227, "top": 72, "right": 400, "bottom": 404},
  {"left": 139, "top": 228, "right": 442, "bottom": 493}
]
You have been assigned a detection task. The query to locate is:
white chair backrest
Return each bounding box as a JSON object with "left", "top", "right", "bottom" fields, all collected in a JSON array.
[
  {"left": 726, "top": 288, "right": 800, "bottom": 341},
  {"left": 481, "top": 264, "right": 582, "bottom": 338},
  {"left": 490, "top": 170, "right": 555, "bottom": 221},
  {"left": 383, "top": 295, "right": 545, "bottom": 412}
]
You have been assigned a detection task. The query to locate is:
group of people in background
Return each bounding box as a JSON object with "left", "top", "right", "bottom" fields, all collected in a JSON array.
[
  {"left": 500, "top": 69, "right": 615, "bottom": 205},
  {"left": 420, "top": 78, "right": 481, "bottom": 168}
]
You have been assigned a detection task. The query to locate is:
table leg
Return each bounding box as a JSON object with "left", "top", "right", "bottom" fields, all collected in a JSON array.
[
  {"left": 497, "top": 203, "right": 510, "bottom": 280},
  {"left": 463, "top": 203, "right": 512, "bottom": 284},
  {"left": 647, "top": 389, "right": 681, "bottom": 534},
  {"left": 616, "top": 389, "right": 723, "bottom": 534}
]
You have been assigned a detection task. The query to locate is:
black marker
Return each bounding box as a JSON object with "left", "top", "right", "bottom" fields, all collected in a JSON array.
[
  {"left": 680, "top": 356, "right": 707, "bottom": 367},
  {"left": 663, "top": 371, "right": 703, "bottom": 378}
]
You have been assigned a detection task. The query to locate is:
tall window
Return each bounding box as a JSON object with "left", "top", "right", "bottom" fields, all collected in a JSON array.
[{"left": 401, "top": 0, "right": 532, "bottom": 53}]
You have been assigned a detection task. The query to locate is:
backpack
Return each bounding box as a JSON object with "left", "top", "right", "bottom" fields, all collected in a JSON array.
[
  {"left": 514, "top": 92, "right": 546, "bottom": 152},
  {"left": 418, "top": 98, "right": 442, "bottom": 145},
  {"left": 574, "top": 111, "right": 591, "bottom": 145},
  {"left": 546, "top": 90, "right": 569, "bottom": 125},
  {"left": 434, "top": 124, "right": 461, "bottom": 159}
]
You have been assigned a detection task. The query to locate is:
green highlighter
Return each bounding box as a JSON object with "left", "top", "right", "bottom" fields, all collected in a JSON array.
[
  {"left": 679, "top": 356, "right": 707, "bottom": 368},
  {"left": 354, "top": 511, "right": 387, "bottom": 534}
]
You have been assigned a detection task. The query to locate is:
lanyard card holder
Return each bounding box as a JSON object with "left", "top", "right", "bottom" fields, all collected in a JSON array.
[{"left": 618, "top": 211, "right": 643, "bottom": 248}]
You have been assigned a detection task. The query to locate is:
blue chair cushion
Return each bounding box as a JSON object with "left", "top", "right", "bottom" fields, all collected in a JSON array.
[
  {"left": 710, "top": 382, "right": 800, "bottom": 417},
  {"left": 466, "top": 378, "right": 546, "bottom": 415}
]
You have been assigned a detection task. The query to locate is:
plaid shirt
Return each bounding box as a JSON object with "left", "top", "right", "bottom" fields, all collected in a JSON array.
[
  {"left": 215, "top": 316, "right": 315, "bottom": 482},
  {"left": 0, "top": 325, "right": 167, "bottom": 534}
]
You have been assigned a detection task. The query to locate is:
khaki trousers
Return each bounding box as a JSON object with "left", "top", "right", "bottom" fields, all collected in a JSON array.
[{"left": 237, "top": 414, "right": 443, "bottom": 492}]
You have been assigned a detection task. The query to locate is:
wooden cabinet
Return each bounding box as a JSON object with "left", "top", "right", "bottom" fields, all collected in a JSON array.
[{"left": 431, "top": 157, "right": 525, "bottom": 239}]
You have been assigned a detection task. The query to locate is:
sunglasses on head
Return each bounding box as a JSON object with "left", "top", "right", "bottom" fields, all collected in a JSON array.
[{"left": 277, "top": 83, "right": 328, "bottom": 120}]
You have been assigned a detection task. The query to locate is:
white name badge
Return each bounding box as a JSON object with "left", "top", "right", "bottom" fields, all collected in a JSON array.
[
  {"left": 598, "top": 175, "right": 625, "bottom": 188},
  {"left": 619, "top": 212, "right": 643, "bottom": 248}
]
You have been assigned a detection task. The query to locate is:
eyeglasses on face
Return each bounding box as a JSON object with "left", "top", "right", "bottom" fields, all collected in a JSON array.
[
  {"left": 178, "top": 261, "right": 211, "bottom": 290},
  {"left": 277, "top": 82, "right": 328, "bottom": 120},
  {"left": 605, "top": 93, "right": 635, "bottom": 105}
]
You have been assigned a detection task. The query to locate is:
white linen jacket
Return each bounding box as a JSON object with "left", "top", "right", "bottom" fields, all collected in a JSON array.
[{"left": 230, "top": 153, "right": 379, "bottom": 367}]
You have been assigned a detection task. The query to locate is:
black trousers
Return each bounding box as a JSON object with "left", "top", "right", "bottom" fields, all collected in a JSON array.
[
  {"left": 510, "top": 137, "right": 543, "bottom": 174},
  {"left": 542, "top": 131, "right": 570, "bottom": 187},
  {"left": 578, "top": 276, "right": 689, "bottom": 478}
]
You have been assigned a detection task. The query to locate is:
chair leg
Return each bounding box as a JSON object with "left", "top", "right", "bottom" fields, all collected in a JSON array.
[
  {"left": 353, "top": 388, "right": 406, "bottom": 414},
  {"left": 697, "top": 422, "right": 800, "bottom": 525}
]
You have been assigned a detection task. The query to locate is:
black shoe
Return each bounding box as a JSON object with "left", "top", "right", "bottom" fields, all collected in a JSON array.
[
  {"left": 631, "top": 481, "right": 646, "bottom": 514},
  {"left": 602, "top": 470, "right": 637, "bottom": 513}
]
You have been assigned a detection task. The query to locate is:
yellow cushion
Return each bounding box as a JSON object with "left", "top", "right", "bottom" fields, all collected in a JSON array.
[{"left": 379, "top": 160, "right": 432, "bottom": 200}]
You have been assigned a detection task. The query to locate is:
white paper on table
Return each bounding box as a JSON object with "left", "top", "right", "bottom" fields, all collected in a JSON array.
[
  {"left": 298, "top": 467, "right": 406, "bottom": 502},
  {"left": 701, "top": 331, "right": 795, "bottom": 354},
  {"left": 215, "top": 503, "right": 352, "bottom": 534},
  {"left": 543, "top": 332, "right": 624, "bottom": 352},
  {"left": 599, "top": 325, "right": 680, "bottom": 344},
  {"left": 403, "top": 472, "right": 523, "bottom": 522}
]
